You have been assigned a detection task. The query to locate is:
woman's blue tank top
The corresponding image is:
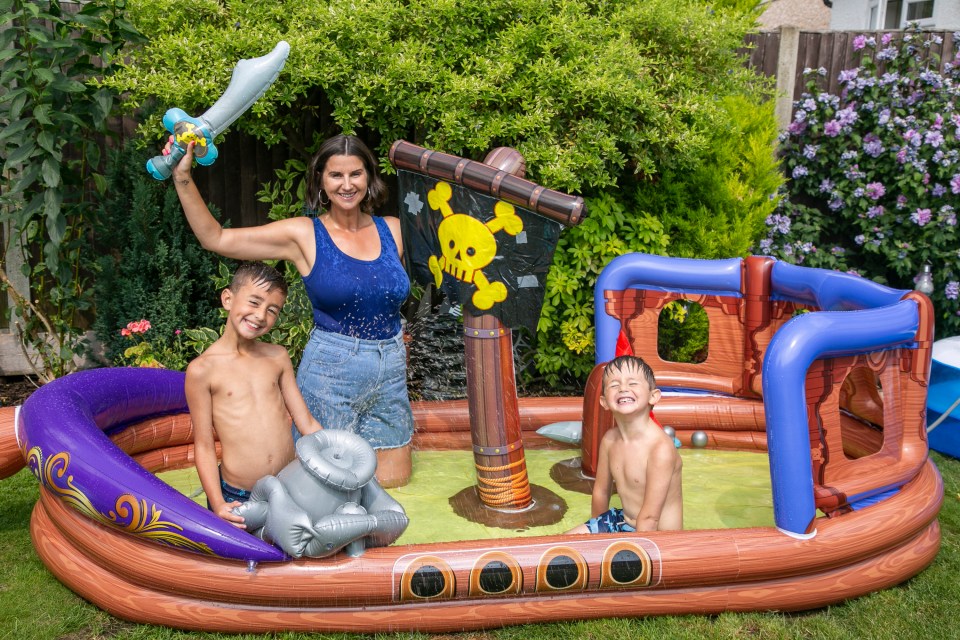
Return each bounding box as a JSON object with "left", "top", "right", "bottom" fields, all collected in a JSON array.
[{"left": 301, "top": 216, "right": 410, "bottom": 340}]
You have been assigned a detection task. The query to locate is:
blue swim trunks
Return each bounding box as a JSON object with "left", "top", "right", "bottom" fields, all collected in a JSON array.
[
  {"left": 206, "top": 468, "right": 251, "bottom": 510},
  {"left": 584, "top": 508, "right": 637, "bottom": 533}
]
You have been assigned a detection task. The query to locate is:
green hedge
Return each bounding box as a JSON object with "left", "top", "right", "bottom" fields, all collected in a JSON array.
[{"left": 106, "top": 0, "right": 780, "bottom": 384}]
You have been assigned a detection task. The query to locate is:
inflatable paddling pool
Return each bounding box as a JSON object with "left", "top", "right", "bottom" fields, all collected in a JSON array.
[
  {"left": 0, "top": 252, "right": 943, "bottom": 633},
  {"left": 927, "top": 336, "right": 960, "bottom": 458}
]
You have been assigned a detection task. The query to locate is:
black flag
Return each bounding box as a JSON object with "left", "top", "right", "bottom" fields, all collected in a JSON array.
[{"left": 398, "top": 170, "right": 562, "bottom": 332}]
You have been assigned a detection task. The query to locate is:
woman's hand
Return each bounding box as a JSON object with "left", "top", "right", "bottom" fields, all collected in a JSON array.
[{"left": 166, "top": 137, "right": 196, "bottom": 184}]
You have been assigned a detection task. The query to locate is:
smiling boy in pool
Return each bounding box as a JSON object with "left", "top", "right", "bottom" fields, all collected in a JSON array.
[
  {"left": 186, "top": 261, "right": 323, "bottom": 527},
  {"left": 568, "top": 355, "right": 683, "bottom": 533}
]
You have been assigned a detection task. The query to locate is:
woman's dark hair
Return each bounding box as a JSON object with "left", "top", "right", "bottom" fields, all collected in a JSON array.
[{"left": 305, "top": 135, "right": 387, "bottom": 214}]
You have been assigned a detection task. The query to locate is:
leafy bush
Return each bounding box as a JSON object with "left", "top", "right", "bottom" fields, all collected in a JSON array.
[
  {"left": 105, "top": 0, "right": 761, "bottom": 194},
  {"left": 535, "top": 193, "right": 669, "bottom": 385},
  {"left": 92, "top": 143, "right": 225, "bottom": 370},
  {"left": 761, "top": 26, "right": 960, "bottom": 336},
  {"left": 105, "top": 0, "right": 777, "bottom": 384},
  {"left": 536, "top": 95, "right": 782, "bottom": 386},
  {"left": 0, "top": 0, "right": 141, "bottom": 379}
]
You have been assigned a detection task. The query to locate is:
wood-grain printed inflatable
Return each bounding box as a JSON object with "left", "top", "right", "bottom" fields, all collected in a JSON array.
[{"left": 0, "top": 251, "right": 943, "bottom": 633}]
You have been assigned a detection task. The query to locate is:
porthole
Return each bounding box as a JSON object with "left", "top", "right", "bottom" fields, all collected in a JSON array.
[
  {"left": 535, "top": 546, "right": 587, "bottom": 592},
  {"left": 599, "top": 541, "right": 652, "bottom": 589},
  {"left": 468, "top": 551, "right": 522, "bottom": 597},
  {"left": 399, "top": 555, "right": 455, "bottom": 601}
]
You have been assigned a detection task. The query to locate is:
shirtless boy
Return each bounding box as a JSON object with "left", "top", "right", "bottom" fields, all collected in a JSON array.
[
  {"left": 568, "top": 355, "right": 683, "bottom": 533},
  {"left": 186, "top": 262, "right": 323, "bottom": 527}
]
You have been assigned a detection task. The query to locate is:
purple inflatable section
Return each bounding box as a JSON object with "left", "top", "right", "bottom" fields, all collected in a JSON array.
[{"left": 18, "top": 367, "right": 285, "bottom": 562}]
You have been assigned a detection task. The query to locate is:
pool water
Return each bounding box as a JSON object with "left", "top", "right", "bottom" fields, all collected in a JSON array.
[{"left": 159, "top": 448, "right": 774, "bottom": 545}]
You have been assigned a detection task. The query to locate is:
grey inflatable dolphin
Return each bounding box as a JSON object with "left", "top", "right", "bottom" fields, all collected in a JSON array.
[{"left": 233, "top": 430, "right": 409, "bottom": 558}]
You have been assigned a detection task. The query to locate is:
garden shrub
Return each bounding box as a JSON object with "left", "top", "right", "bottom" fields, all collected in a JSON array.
[
  {"left": 106, "top": 0, "right": 762, "bottom": 194},
  {"left": 763, "top": 26, "right": 960, "bottom": 336},
  {"left": 535, "top": 95, "right": 782, "bottom": 386},
  {"left": 106, "top": 0, "right": 778, "bottom": 385},
  {"left": 92, "top": 142, "right": 225, "bottom": 370},
  {"left": 0, "top": 0, "right": 141, "bottom": 379}
]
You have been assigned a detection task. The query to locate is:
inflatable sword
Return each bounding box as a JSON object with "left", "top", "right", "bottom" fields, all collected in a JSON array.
[{"left": 146, "top": 41, "right": 290, "bottom": 180}]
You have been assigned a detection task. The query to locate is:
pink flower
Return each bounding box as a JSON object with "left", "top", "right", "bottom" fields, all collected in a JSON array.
[
  {"left": 911, "top": 208, "right": 932, "bottom": 226},
  {"left": 123, "top": 319, "right": 152, "bottom": 335}
]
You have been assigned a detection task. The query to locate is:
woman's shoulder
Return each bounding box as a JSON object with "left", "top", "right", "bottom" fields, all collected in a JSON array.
[{"left": 379, "top": 215, "right": 403, "bottom": 251}]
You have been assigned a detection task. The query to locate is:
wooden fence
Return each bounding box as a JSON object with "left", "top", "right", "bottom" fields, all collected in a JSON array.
[
  {"left": 2, "top": 27, "right": 958, "bottom": 375},
  {"left": 744, "top": 28, "right": 957, "bottom": 130}
]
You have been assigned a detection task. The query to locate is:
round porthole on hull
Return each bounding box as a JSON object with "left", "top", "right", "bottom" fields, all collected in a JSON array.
[
  {"left": 469, "top": 552, "right": 523, "bottom": 597},
  {"left": 535, "top": 546, "right": 587, "bottom": 592},
  {"left": 399, "top": 555, "right": 456, "bottom": 602},
  {"left": 599, "top": 541, "right": 652, "bottom": 589}
]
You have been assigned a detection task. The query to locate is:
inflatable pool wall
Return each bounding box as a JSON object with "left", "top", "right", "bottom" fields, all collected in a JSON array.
[
  {"left": 928, "top": 336, "right": 960, "bottom": 458},
  {"left": 0, "top": 252, "right": 943, "bottom": 633}
]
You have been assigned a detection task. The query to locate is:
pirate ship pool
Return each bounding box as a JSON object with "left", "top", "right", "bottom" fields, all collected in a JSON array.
[{"left": 0, "top": 142, "right": 943, "bottom": 633}]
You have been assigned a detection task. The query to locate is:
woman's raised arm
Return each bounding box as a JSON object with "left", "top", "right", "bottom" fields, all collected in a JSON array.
[{"left": 171, "top": 142, "right": 315, "bottom": 275}]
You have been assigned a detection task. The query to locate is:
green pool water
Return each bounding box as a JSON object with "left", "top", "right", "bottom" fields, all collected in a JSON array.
[{"left": 158, "top": 448, "right": 774, "bottom": 545}]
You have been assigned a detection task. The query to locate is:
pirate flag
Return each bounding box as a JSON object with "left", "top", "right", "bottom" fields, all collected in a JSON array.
[{"left": 398, "top": 170, "right": 566, "bottom": 332}]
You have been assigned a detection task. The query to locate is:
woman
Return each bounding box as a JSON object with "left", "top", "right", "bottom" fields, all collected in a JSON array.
[{"left": 169, "top": 135, "right": 413, "bottom": 487}]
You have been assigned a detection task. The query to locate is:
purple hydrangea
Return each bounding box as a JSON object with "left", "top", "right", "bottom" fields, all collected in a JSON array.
[
  {"left": 876, "top": 47, "right": 898, "bottom": 62},
  {"left": 911, "top": 208, "right": 932, "bottom": 225},
  {"left": 791, "top": 165, "right": 809, "bottom": 179},
  {"left": 946, "top": 281, "right": 959, "bottom": 301},
  {"left": 926, "top": 130, "right": 945, "bottom": 148},
  {"left": 824, "top": 120, "right": 842, "bottom": 137},
  {"left": 951, "top": 174, "right": 960, "bottom": 194},
  {"left": 839, "top": 68, "right": 859, "bottom": 83},
  {"left": 766, "top": 213, "right": 791, "bottom": 235},
  {"left": 836, "top": 107, "right": 858, "bottom": 126},
  {"left": 863, "top": 134, "right": 884, "bottom": 157},
  {"left": 865, "top": 182, "right": 886, "bottom": 200},
  {"left": 867, "top": 205, "right": 885, "bottom": 218}
]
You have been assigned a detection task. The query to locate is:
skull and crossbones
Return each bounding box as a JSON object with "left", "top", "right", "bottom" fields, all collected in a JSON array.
[{"left": 427, "top": 181, "right": 523, "bottom": 310}]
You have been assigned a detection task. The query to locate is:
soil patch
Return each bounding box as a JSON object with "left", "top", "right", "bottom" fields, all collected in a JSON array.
[{"left": 0, "top": 376, "right": 38, "bottom": 406}]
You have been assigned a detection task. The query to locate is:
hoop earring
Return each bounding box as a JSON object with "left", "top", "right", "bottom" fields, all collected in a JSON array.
[{"left": 319, "top": 190, "right": 330, "bottom": 208}]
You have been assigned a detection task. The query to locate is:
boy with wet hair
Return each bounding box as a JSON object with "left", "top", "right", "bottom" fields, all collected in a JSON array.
[
  {"left": 186, "top": 261, "right": 323, "bottom": 527},
  {"left": 568, "top": 355, "right": 683, "bottom": 533}
]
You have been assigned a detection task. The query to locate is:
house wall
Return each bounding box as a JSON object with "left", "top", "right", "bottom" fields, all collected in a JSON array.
[
  {"left": 830, "top": 0, "right": 870, "bottom": 30},
  {"left": 938, "top": 1, "right": 960, "bottom": 29},
  {"left": 831, "top": 0, "right": 960, "bottom": 30},
  {"left": 759, "top": 0, "right": 832, "bottom": 31}
]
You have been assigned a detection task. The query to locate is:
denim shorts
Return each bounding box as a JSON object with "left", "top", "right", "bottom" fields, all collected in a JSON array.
[
  {"left": 585, "top": 508, "right": 637, "bottom": 533},
  {"left": 295, "top": 328, "right": 413, "bottom": 449}
]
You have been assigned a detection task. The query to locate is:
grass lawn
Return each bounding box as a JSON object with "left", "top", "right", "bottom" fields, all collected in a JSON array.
[{"left": 0, "top": 449, "right": 957, "bottom": 640}]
